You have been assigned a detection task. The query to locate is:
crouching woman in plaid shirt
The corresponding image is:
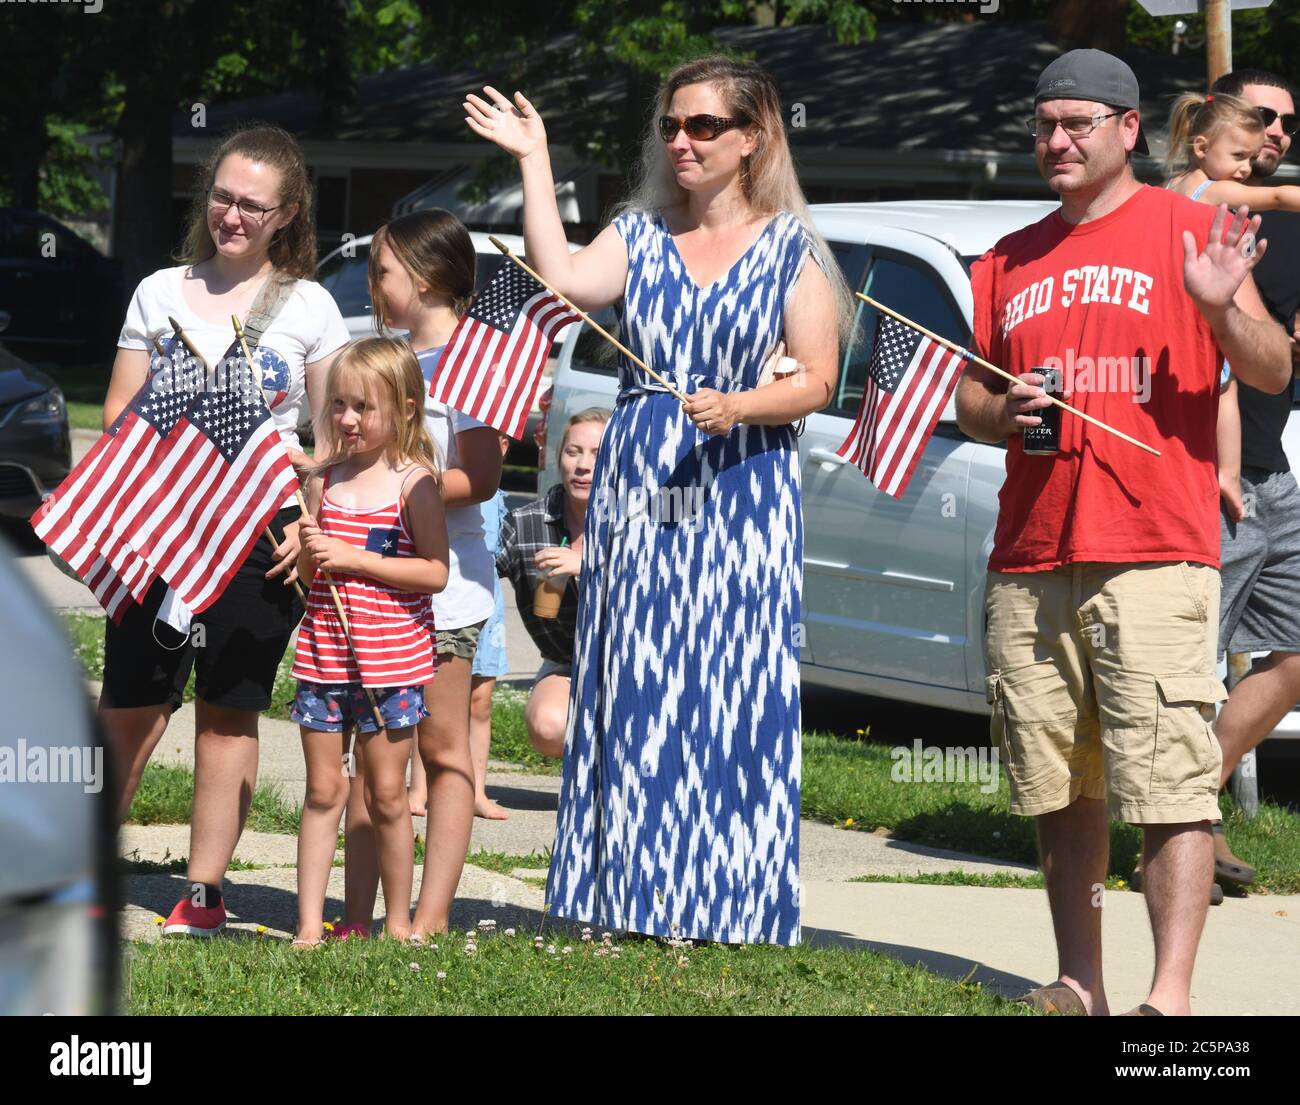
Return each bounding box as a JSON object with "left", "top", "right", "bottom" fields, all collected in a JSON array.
[{"left": 496, "top": 408, "right": 609, "bottom": 756}]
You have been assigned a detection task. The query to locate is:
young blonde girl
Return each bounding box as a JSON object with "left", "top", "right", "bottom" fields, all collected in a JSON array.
[
  {"left": 340, "top": 208, "right": 504, "bottom": 940},
  {"left": 290, "top": 337, "right": 449, "bottom": 946},
  {"left": 1165, "top": 92, "right": 1294, "bottom": 522}
]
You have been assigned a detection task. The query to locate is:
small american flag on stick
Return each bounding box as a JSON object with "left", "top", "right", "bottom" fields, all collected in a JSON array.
[
  {"left": 428, "top": 260, "right": 580, "bottom": 439},
  {"left": 33, "top": 337, "right": 298, "bottom": 621},
  {"left": 835, "top": 311, "right": 970, "bottom": 499}
]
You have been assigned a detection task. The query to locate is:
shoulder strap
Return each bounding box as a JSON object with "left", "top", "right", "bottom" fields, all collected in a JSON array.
[
  {"left": 1190, "top": 180, "right": 1216, "bottom": 203},
  {"left": 242, "top": 272, "right": 295, "bottom": 352}
]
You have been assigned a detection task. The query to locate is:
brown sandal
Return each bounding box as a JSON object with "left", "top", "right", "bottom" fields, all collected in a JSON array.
[
  {"left": 1213, "top": 824, "right": 1256, "bottom": 886},
  {"left": 1018, "top": 980, "right": 1087, "bottom": 1015},
  {"left": 1119, "top": 1003, "right": 1164, "bottom": 1016}
]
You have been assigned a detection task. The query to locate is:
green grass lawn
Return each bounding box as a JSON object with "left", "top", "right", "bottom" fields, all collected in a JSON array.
[
  {"left": 123, "top": 929, "right": 1028, "bottom": 1016},
  {"left": 65, "top": 612, "right": 1300, "bottom": 893}
]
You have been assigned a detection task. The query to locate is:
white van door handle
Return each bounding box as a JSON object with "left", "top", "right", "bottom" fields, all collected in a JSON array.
[{"left": 808, "top": 447, "right": 848, "bottom": 467}]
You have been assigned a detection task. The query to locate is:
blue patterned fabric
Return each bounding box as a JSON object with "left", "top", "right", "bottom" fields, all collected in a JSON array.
[{"left": 546, "top": 209, "right": 820, "bottom": 945}]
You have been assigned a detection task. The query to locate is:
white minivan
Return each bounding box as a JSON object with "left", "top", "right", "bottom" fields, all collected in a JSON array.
[{"left": 538, "top": 200, "right": 1300, "bottom": 748}]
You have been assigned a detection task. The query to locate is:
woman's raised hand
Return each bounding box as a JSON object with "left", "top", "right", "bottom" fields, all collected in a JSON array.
[{"left": 464, "top": 86, "right": 547, "bottom": 160}]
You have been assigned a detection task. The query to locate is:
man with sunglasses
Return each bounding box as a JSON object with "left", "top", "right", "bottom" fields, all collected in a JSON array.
[
  {"left": 1206, "top": 69, "right": 1300, "bottom": 877},
  {"left": 957, "top": 49, "right": 1291, "bottom": 1016}
]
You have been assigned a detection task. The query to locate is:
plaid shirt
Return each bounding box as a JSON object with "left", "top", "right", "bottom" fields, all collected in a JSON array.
[{"left": 496, "top": 483, "right": 579, "bottom": 664}]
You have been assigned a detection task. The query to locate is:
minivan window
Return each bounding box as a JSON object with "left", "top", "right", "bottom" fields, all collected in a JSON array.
[
  {"left": 568, "top": 307, "right": 621, "bottom": 378},
  {"left": 831, "top": 251, "right": 964, "bottom": 417},
  {"left": 317, "top": 246, "right": 372, "bottom": 318}
]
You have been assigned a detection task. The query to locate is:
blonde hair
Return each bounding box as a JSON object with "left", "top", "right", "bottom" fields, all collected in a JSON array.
[
  {"left": 558, "top": 406, "right": 610, "bottom": 457},
  {"left": 616, "top": 53, "right": 856, "bottom": 349},
  {"left": 179, "top": 124, "right": 316, "bottom": 279},
  {"left": 312, "top": 337, "right": 442, "bottom": 487},
  {"left": 1165, "top": 92, "right": 1264, "bottom": 176}
]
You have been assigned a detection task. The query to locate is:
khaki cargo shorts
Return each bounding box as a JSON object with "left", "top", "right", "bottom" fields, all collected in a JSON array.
[{"left": 984, "top": 562, "right": 1225, "bottom": 825}]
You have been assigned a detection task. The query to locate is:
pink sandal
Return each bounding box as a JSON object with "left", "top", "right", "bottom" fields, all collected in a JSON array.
[{"left": 330, "top": 923, "right": 370, "bottom": 941}]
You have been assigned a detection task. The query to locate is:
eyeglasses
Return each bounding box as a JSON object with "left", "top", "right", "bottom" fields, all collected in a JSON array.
[
  {"left": 1255, "top": 106, "right": 1300, "bottom": 136},
  {"left": 657, "top": 114, "right": 748, "bottom": 142},
  {"left": 1025, "top": 111, "right": 1125, "bottom": 141},
  {"left": 207, "top": 187, "right": 282, "bottom": 223}
]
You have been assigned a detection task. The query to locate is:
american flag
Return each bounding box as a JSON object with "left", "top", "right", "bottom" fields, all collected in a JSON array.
[
  {"left": 33, "top": 337, "right": 298, "bottom": 622},
  {"left": 428, "top": 260, "right": 580, "bottom": 439},
  {"left": 835, "top": 312, "right": 970, "bottom": 499}
]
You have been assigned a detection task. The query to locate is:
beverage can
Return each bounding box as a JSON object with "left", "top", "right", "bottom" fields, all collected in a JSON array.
[{"left": 1022, "top": 366, "right": 1062, "bottom": 455}]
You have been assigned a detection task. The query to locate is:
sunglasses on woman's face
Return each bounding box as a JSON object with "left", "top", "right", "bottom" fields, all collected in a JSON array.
[
  {"left": 657, "top": 114, "right": 748, "bottom": 142},
  {"left": 1256, "top": 106, "right": 1300, "bottom": 136}
]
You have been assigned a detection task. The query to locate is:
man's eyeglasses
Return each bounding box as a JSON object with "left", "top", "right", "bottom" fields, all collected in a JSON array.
[
  {"left": 207, "top": 187, "right": 282, "bottom": 223},
  {"left": 1255, "top": 106, "right": 1300, "bottom": 136},
  {"left": 1025, "top": 111, "right": 1125, "bottom": 141},
  {"left": 657, "top": 114, "right": 748, "bottom": 142}
]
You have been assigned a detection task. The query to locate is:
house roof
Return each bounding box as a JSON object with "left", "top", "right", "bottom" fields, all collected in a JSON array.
[{"left": 175, "top": 19, "right": 1219, "bottom": 159}]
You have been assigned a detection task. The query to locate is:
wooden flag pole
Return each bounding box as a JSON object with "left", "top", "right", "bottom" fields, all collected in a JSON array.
[
  {"left": 487, "top": 235, "right": 689, "bottom": 402},
  {"left": 228, "top": 315, "right": 386, "bottom": 732},
  {"left": 855, "top": 293, "right": 1161, "bottom": 458},
  {"left": 153, "top": 332, "right": 308, "bottom": 606}
]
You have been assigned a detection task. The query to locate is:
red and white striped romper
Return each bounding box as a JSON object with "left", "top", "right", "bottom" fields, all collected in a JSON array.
[{"left": 291, "top": 465, "right": 437, "bottom": 688}]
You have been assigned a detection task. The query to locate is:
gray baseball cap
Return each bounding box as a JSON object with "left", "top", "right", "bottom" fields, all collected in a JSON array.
[{"left": 1035, "top": 48, "right": 1149, "bottom": 155}]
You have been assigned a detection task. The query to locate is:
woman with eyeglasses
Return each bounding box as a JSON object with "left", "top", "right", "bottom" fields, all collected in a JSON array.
[
  {"left": 100, "top": 124, "right": 349, "bottom": 936},
  {"left": 466, "top": 55, "right": 854, "bottom": 944}
]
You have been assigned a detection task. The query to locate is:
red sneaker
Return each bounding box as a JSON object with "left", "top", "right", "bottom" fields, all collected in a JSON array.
[{"left": 162, "top": 895, "right": 227, "bottom": 937}]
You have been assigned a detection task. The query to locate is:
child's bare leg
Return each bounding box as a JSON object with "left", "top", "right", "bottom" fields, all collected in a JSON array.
[
  {"left": 408, "top": 739, "right": 428, "bottom": 816},
  {"left": 411, "top": 656, "right": 475, "bottom": 936},
  {"left": 343, "top": 764, "right": 379, "bottom": 930},
  {"left": 470, "top": 675, "right": 507, "bottom": 819},
  {"left": 296, "top": 727, "right": 349, "bottom": 942},
  {"left": 359, "top": 724, "right": 416, "bottom": 940}
]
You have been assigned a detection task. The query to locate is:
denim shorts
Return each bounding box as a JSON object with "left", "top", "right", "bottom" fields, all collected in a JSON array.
[{"left": 291, "top": 681, "right": 429, "bottom": 734}]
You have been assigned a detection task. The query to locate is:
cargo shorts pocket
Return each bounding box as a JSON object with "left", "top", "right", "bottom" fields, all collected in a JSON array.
[
  {"left": 985, "top": 662, "right": 1077, "bottom": 792},
  {"left": 1152, "top": 673, "right": 1226, "bottom": 794}
]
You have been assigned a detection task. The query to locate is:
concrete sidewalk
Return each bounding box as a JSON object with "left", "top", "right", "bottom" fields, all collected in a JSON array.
[{"left": 120, "top": 702, "right": 1300, "bottom": 1016}]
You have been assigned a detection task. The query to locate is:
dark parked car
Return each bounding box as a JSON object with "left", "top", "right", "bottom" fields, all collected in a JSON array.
[
  {"left": 0, "top": 208, "right": 123, "bottom": 365},
  {"left": 0, "top": 312, "right": 72, "bottom": 520}
]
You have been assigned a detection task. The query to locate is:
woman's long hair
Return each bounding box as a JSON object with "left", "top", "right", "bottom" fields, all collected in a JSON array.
[
  {"left": 616, "top": 54, "right": 855, "bottom": 348},
  {"left": 312, "top": 337, "right": 443, "bottom": 486},
  {"left": 178, "top": 124, "right": 317, "bottom": 279},
  {"left": 1165, "top": 92, "right": 1264, "bottom": 177}
]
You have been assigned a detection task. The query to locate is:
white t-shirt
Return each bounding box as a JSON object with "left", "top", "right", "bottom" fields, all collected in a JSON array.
[
  {"left": 418, "top": 346, "right": 497, "bottom": 629},
  {"left": 118, "top": 265, "right": 351, "bottom": 459}
]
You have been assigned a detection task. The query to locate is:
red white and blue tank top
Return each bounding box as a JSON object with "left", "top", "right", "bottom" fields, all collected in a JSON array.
[{"left": 291, "top": 465, "right": 437, "bottom": 688}]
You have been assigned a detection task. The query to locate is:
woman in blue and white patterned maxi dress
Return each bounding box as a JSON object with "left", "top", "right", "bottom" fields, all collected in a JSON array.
[{"left": 464, "top": 55, "right": 851, "bottom": 945}]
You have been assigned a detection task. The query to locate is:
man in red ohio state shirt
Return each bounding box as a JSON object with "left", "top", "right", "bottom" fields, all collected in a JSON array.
[{"left": 956, "top": 49, "right": 1290, "bottom": 1017}]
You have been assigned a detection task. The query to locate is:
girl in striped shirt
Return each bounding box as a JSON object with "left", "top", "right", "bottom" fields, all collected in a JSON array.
[{"left": 290, "top": 337, "right": 449, "bottom": 946}]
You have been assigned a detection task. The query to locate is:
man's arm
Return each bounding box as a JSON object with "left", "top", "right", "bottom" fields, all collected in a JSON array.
[
  {"left": 956, "top": 367, "right": 1059, "bottom": 444},
  {"left": 1206, "top": 273, "right": 1291, "bottom": 395}
]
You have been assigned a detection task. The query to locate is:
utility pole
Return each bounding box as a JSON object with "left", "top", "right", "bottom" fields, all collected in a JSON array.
[
  {"left": 1205, "top": 0, "right": 1232, "bottom": 83},
  {"left": 1137, "top": 1, "right": 1273, "bottom": 86}
]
